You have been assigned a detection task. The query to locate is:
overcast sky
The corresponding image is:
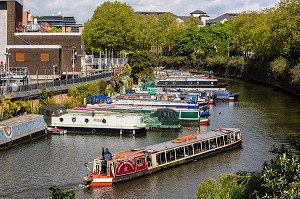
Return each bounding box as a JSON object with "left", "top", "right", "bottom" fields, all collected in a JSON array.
[{"left": 23, "top": 0, "right": 280, "bottom": 24}]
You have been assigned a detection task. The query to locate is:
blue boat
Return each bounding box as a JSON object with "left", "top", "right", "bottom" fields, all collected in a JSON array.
[
  {"left": 212, "top": 91, "right": 240, "bottom": 101},
  {"left": 0, "top": 114, "right": 47, "bottom": 150}
]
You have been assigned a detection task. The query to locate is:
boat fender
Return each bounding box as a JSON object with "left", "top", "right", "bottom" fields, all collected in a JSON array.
[
  {"left": 59, "top": 118, "right": 63, "bottom": 122},
  {"left": 102, "top": 119, "right": 106, "bottom": 123},
  {"left": 72, "top": 117, "right": 76, "bottom": 122},
  {"left": 85, "top": 118, "right": 89, "bottom": 123},
  {"left": 4, "top": 127, "right": 12, "bottom": 139}
]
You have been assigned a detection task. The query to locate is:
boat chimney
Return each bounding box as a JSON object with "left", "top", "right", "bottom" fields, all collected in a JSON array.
[{"left": 102, "top": 147, "right": 105, "bottom": 158}]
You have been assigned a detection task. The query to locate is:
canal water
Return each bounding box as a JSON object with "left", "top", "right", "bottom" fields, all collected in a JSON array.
[{"left": 1, "top": 77, "right": 300, "bottom": 199}]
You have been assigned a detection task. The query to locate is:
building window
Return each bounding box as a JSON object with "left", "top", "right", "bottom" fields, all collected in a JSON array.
[
  {"left": 16, "top": 53, "right": 24, "bottom": 61},
  {"left": 40, "top": 53, "right": 49, "bottom": 61}
]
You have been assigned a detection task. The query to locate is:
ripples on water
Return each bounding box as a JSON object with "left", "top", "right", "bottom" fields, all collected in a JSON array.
[{"left": 1, "top": 78, "right": 300, "bottom": 199}]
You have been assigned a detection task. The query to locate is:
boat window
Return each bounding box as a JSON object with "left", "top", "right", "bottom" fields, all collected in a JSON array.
[
  {"left": 210, "top": 139, "right": 217, "bottom": 149},
  {"left": 137, "top": 159, "right": 143, "bottom": 165},
  {"left": 205, "top": 140, "right": 210, "bottom": 150},
  {"left": 161, "top": 152, "right": 166, "bottom": 164},
  {"left": 166, "top": 149, "right": 175, "bottom": 162},
  {"left": 175, "top": 147, "right": 184, "bottom": 159},
  {"left": 193, "top": 143, "right": 198, "bottom": 154},
  {"left": 156, "top": 152, "right": 166, "bottom": 165},
  {"left": 156, "top": 153, "right": 161, "bottom": 165},
  {"left": 187, "top": 145, "right": 193, "bottom": 156},
  {"left": 146, "top": 154, "right": 152, "bottom": 167},
  {"left": 166, "top": 151, "right": 171, "bottom": 162}
]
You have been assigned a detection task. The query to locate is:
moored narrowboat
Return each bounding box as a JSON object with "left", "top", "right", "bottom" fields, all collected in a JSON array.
[
  {"left": 0, "top": 114, "right": 47, "bottom": 150},
  {"left": 83, "top": 128, "right": 242, "bottom": 187},
  {"left": 39, "top": 105, "right": 147, "bottom": 135}
]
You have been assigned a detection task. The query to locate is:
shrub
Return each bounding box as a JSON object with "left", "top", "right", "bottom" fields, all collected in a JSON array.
[
  {"left": 290, "top": 63, "right": 300, "bottom": 84},
  {"left": 270, "top": 57, "right": 288, "bottom": 78}
]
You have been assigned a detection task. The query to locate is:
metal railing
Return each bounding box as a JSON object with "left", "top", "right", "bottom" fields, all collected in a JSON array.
[{"left": 0, "top": 70, "right": 114, "bottom": 99}]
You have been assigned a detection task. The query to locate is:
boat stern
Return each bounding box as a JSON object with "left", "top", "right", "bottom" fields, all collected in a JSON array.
[{"left": 83, "top": 173, "right": 113, "bottom": 187}]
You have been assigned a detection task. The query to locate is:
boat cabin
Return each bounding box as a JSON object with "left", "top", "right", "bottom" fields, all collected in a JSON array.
[
  {"left": 93, "top": 151, "right": 148, "bottom": 177},
  {"left": 87, "top": 95, "right": 113, "bottom": 105},
  {"left": 39, "top": 105, "right": 67, "bottom": 126}
]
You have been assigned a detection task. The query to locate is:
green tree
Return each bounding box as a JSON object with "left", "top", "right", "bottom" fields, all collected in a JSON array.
[
  {"left": 82, "top": 1, "right": 139, "bottom": 54},
  {"left": 127, "top": 51, "right": 154, "bottom": 83},
  {"left": 184, "top": 17, "right": 200, "bottom": 29},
  {"left": 157, "top": 13, "right": 185, "bottom": 55},
  {"left": 136, "top": 15, "right": 159, "bottom": 51},
  {"left": 98, "top": 80, "right": 107, "bottom": 95},
  {"left": 49, "top": 186, "right": 75, "bottom": 199},
  {"left": 39, "top": 86, "right": 49, "bottom": 105},
  {"left": 261, "top": 154, "right": 300, "bottom": 198},
  {"left": 48, "top": 27, "right": 62, "bottom": 32},
  {"left": 124, "top": 64, "right": 132, "bottom": 77}
]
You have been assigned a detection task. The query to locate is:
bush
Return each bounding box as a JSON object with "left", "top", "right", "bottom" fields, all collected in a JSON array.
[
  {"left": 290, "top": 63, "right": 300, "bottom": 84},
  {"left": 270, "top": 57, "right": 288, "bottom": 78}
]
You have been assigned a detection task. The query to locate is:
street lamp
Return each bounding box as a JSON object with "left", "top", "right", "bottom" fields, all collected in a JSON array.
[
  {"left": 53, "top": 65, "right": 57, "bottom": 86},
  {"left": 71, "top": 46, "right": 77, "bottom": 83},
  {"left": 4, "top": 48, "right": 11, "bottom": 90}
]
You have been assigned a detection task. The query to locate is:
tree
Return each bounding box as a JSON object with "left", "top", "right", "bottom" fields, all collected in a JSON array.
[
  {"left": 39, "top": 86, "right": 49, "bottom": 105},
  {"left": 136, "top": 15, "right": 159, "bottom": 51},
  {"left": 156, "top": 13, "right": 185, "bottom": 55},
  {"left": 261, "top": 154, "right": 300, "bottom": 198},
  {"left": 127, "top": 51, "right": 154, "bottom": 83},
  {"left": 48, "top": 27, "right": 62, "bottom": 32},
  {"left": 82, "top": 1, "right": 139, "bottom": 54},
  {"left": 184, "top": 17, "right": 200, "bottom": 29}
]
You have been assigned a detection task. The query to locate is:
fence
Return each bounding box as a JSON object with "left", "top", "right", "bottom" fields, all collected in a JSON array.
[{"left": 0, "top": 70, "right": 114, "bottom": 99}]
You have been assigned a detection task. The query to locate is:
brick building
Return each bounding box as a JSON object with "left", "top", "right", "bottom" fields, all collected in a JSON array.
[{"left": 0, "top": 0, "right": 83, "bottom": 80}]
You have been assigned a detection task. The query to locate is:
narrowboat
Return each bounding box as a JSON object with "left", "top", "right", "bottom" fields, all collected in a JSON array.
[
  {"left": 83, "top": 128, "right": 242, "bottom": 187},
  {"left": 0, "top": 114, "right": 47, "bottom": 150},
  {"left": 85, "top": 104, "right": 209, "bottom": 126},
  {"left": 212, "top": 91, "right": 240, "bottom": 101},
  {"left": 156, "top": 77, "right": 228, "bottom": 89},
  {"left": 39, "top": 105, "right": 147, "bottom": 135},
  {"left": 87, "top": 95, "right": 200, "bottom": 109}
]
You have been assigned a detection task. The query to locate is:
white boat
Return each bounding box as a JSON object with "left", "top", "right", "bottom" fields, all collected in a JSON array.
[{"left": 39, "top": 105, "right": 147, "bottom": 135}]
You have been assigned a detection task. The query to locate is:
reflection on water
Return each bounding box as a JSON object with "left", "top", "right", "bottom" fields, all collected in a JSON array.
[{"left": 1, "top": 77, "right": 300, "bottom": 199}]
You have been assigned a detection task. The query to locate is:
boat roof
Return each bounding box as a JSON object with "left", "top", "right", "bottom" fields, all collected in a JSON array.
[
  {"left": 107, "top": 128, "right": 239, "bottom": 160},
  {"left": 140, "top": 128, "right": 238, "bottom": 152},
  {"left": 111, "top": 151, "right": 145, "bottom": 160},
  {"left": 0, "top": 114, "right": 43, "bottom": 127}
]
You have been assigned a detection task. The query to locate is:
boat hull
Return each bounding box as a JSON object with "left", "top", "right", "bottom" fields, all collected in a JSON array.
[{"left": 55, "top": 126, "right": 147, "bottom": 135}]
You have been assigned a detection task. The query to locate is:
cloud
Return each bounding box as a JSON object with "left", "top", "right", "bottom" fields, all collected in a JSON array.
[{"left": 23, "top": 0, "right": 280, "bottom": 24}]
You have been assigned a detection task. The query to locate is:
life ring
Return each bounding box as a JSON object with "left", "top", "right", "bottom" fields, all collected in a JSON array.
[
  {"left": 72, "top": 117, "right": 76, "bottom": 122},
  {"left": 4, "top": 126, "right": 12, "bottom": 139},
  {"left": 181, "top": 136, "right": 188, "bottom": 141},
  {"left": 171, "top": 138, "right": 182, "bottom": 143},
  {"left": 187, "top": 134, "right": 197, "bottom": 140}
]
